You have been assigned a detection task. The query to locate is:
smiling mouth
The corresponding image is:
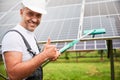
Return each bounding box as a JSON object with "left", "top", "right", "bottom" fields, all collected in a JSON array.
[
  {"left": 28, "top": 20, "right": 37, "bottom": 27},
  {"left": 30, "top": 23, "right": 36, "bottom": 27}
]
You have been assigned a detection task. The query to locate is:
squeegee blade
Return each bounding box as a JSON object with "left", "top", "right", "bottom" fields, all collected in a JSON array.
[{"left": 84, "top": 28, "right": 106, "bottom": 35}]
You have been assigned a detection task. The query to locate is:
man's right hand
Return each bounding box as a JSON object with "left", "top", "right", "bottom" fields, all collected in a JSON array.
[{"left": 42, "top": 38, "right": 60, "bottom": 60}]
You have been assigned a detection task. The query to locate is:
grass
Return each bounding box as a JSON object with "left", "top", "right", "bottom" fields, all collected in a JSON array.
[
  {"left": 0, "top": 62, "right": 7, "bottom": 80},
  {"left": 0, "top": 50, "right": 120, "bottom": 80},
  {"left": 43, "top": 58, "right": 120, "bottom": 80}
]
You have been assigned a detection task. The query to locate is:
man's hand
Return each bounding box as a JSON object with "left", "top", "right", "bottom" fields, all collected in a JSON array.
[{"left": 42, "top": 38, "right": 60, "bottom": 60}]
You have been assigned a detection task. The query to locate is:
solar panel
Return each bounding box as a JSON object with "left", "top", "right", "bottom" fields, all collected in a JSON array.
[
  {"left": 47, "top": 0, "right": 82, "bottom": 7},
  {"left": 0, "top": 13, "right": 4, "bottom": 17},
  {"left": 0, "top": 0, "right": 120, "bottom": 51},
  {"left": 0, "top": 11, "right": 20, "bottom": 25},
  {"left": 35, "top": 2, "right": 81, "bottom": 41},
  {"left": 83, "top": 1, "right": 120, "bottom": 34},
  {"left": 0, "top": 25, "right": 15, "bottom": 42},
  {"left": 0, "top": 0, "right": 20, "bottom": 12},
  {"left": 81, "top": 0, "right": 120, "bottom": 50}
]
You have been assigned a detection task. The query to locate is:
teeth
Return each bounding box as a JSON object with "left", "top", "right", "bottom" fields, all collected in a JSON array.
[{"left": 28, "top": 20, "right": 37, "bottom": 26}]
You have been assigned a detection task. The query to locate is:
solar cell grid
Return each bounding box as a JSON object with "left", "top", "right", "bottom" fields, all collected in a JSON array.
[
  {"left": 85, "top": 0, "right": 120, "bottom": 17},
  {"left": 43, "top": 4, "right": 81, "bottom": 21},
  {"left": 86, "top": 0, "right": 109, "bottom": 3},
  {"left": 0, "top": 0, "right": 20, "bottom": 12},
  {"left": 0, "top": 13, "right": 3, "bottom": 17},
  {"left": 12, "top": 3, "right": 22, "bottom": 11},
  {"left": 47, "top": 0, "right": 82, "bottom": 7},
  {"left": 75, "top": 42, "right": 84, "bottom": 50},
  {"left": 75, "top": 45, "right": 84, "bottom": 50},
  {"left": 107, "top": 1, "right": 118, "bottom": 14},
  {"left": 96, "top": 44, "right": 106, "bottom": 49},
  {"left": 0, "top": 25, "right": 15, "bottom": 42},
  {"left": 0, "top": 11, "right": 20, "bottom": 25},
  {"left": 86, "top": 44, "right": 95, "bottom": 50},
  {"left": 0, "top": 0, "right": 120, "bottom": 51},
  {"left": 114, "top": 1, "right": 120, "bottom": 14},
  {"left": 113, "top": 40, "right": 120, "bottom": 48},
  {"left": 83, "top": 15, "right": 120, "bottom": 38}
]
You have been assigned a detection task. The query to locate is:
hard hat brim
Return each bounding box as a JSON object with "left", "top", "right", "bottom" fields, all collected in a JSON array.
[{"left": 22, "top": 0, "right": 47, "bottom": 14}]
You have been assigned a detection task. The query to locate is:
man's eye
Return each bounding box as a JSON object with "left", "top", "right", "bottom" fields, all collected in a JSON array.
[
  {"left": 27, "top": 12, "right": 34, "bottom": 17},
  {"left": 36, "top": 14, "right": 42, "bottom": 18}
]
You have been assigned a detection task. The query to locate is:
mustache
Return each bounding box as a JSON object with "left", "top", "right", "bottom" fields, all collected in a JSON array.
[{"left": 28, "top": 20, "right": 39, "bottom": 25}]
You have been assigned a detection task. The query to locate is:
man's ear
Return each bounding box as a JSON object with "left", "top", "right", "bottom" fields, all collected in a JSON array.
[{"left": 20, "top": 9, "right": 23, "bottom": 15}]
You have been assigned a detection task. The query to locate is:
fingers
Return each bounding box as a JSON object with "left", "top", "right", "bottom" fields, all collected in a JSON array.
[
  {"left": 44, "top": 38, "right": 51, "bottom": 50},
  {"left": 46, "top": 37, "right": 51, "bottom": 45},
  {"left": 51, "top": 51, "right": 61, "bottom": 61}
]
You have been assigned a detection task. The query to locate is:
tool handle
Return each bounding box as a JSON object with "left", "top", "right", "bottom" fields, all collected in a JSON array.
[
  {"left": 59, "top": 39, "right": 79, "bottom": 53},
  {"left": 41, "top": 39, "right": 80, "bottom": 67}
]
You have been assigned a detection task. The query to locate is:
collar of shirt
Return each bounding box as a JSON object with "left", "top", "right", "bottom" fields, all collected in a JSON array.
[{"left": 13, "top": 24, "right": 34, "bottom": 36}]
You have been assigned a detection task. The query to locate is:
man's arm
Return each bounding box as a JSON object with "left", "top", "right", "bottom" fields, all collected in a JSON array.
[
  {"left": 4, "top": 38, "right": 60, "bottom": 80},
  {"left": 4, "top": 51, "right": 46, "bottom": 80}
]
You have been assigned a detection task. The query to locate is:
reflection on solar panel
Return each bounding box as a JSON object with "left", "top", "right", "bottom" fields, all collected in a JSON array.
[{"left": 0, "top": 0, "right": 120, "bottom": 51}]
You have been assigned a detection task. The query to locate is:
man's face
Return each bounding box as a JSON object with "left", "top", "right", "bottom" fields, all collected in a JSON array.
[{"left": 20, "top": 7, "right": 42, "bottom": 32}]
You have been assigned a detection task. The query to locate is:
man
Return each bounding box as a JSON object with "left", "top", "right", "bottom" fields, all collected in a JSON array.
[{"left": 1, "top": 0, "right": 60, "bottom": 80}]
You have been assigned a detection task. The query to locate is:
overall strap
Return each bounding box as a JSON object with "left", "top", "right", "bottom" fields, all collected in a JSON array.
[
  {"left": 34, "top": 38, "right": 41, "bottom": 52},
  {"left": 6, "top": 30, "right": 36, "bottom": 57}
]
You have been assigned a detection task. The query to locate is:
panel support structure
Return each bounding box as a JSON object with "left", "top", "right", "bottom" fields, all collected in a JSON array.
[{"left": 107, "top": 40, "right": 115, "bottom": 80}]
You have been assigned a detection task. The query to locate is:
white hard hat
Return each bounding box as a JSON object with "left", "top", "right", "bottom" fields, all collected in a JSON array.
[{"left": 21, "top": 0, "right": 47, "bottom": 14}]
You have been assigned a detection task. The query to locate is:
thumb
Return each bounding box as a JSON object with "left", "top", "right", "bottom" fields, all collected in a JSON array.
[{"left": 46, "top": 37, "right": 51, "bottom": 45}]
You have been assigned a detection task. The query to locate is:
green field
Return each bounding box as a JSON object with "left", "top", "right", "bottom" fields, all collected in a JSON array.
[
  {"left": 43, "top": 58, "right": 120, "bottom": 80},
  {"left": 0, "top": 62, "right": 7, "bottom": 80},
  {"left": 0, "top": 51, "right": 120, "bottom": 80}
]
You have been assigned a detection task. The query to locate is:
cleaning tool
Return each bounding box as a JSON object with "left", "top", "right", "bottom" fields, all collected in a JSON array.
[
  {"left": 41, "top": 28, "right": 106, "bottom": 67},
  {"left": 41, "top": 0, "right": 106, "bottom": 67}
]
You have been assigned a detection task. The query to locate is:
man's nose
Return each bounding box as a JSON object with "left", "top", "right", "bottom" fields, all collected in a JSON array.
[{"left": 32, "top": 17, "right": 38, "bottom": 22}]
